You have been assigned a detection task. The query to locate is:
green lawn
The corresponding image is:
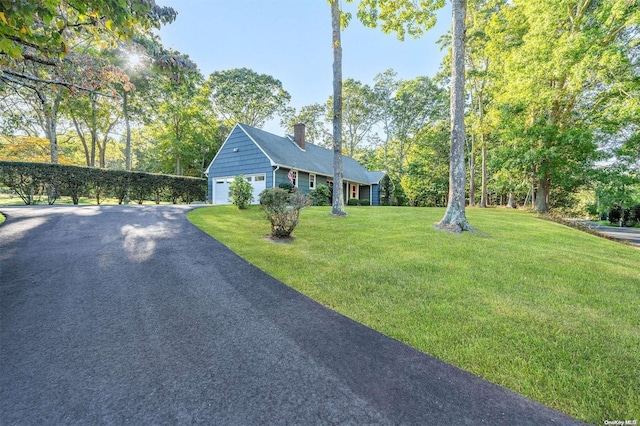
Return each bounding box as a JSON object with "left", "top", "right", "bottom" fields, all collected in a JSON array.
[{"left": 188, "top": 206, "right": 639, "bottom": 424}]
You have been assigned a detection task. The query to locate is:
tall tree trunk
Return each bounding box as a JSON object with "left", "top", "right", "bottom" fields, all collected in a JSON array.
[
  {"left": 90, "top": 94, "right": 97, "bottom": 168},
  {"left": 98, "top": 121, "right": 117, "bottom": 168},
  {"left": 331, "top": 0, "right": 346, "bottom": 216},
  {"left": 436, "top": 0, "right": 473, "bottom": 233},
  {"left": 383, "top": 133, "right": 389, "bottom": 170},
  {"left": 398, "top": 141, "right": 407, "bottom": 178},
  {"left": 480, "top": 144, "right": 488, "bottom": 207},
  {"left": 123, "top": 91, "right": 132, "bottom": 171},
  {"left": 469, "top": 132, "right": 475, "bottom": 206},
  {"left": 46, "top": 113, "right": 58, "bottom": 164},
  {"left": 71, "top": 116, "right": 91, "bottom": 167},
  {"left": 99, "top": 135, "right": 106, "bottom": 168},
  {"left": 477, "top": 87, "right": 488, "bottom": 208},
  {"left": 535, "top": 174, "right": 550, "bottom": 213},
  {"left": 530, "top": 174, "right": 536, "bottom": 208},
  {"left": 44, "top": 94, "right": 61, "bottom": 164}
]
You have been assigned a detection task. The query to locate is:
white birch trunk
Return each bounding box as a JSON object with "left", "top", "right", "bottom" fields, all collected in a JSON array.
[
  {"left": 435, "top": 0, "right": 473, "bottom": 233},
  {"left": 331, "top": 0, "right": 346, "bottom": 216}
]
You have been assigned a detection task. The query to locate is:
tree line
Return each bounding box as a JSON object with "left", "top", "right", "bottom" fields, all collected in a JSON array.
[{"left": 1, "top": 0, "right": 638, "bottom": 220}]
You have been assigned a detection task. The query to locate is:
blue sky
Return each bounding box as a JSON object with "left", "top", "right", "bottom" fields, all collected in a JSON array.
[{"left": 155, "top": 0, "right": 452, "bottom": 135}]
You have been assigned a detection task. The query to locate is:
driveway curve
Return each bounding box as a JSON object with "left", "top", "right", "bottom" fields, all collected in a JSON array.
[
  {"left": 589, "top": 222, "right": 640, "bottom": 247},
  {"left": 1, "top": 205, "right": 584, "bottom": 425}
]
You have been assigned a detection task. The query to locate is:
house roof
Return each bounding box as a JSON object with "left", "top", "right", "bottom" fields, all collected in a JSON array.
[{"left": 238, "top": 123, "right": 384, "bottom": 185}]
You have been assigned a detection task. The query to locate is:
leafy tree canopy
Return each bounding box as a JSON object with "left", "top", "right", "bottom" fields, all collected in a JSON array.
[
  {"left": 357, "top": 0, "right": 445, "bottom": 40},
  {"left": 0, "top": 0, "right": 176, "bottom": 60},
  {"left": 281, "top": 103, "right": 331, "bottom": 147},
  {"left": 0, "top": 0, "right": 177, "bottom": 92},
  {"left": 205, "top": 67, "right": 291, "bottom": 128}
]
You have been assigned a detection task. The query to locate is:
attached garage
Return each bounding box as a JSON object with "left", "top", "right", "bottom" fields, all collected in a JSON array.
[
  {"left": 213, "top": 174, "right": 266, "bottom": 205},
  {"left": 205, "top": 124, "right": 386, "bottom": 205}
]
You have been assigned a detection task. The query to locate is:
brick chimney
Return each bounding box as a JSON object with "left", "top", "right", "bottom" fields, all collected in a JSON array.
[{"left": 293, "top": 123, "right": 305, "bottom": 150}]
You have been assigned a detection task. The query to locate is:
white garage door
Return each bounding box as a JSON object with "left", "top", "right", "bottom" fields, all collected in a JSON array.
[
  {"left": 245, "top": 174, "right": 266, "bottom": 203},
  {"left": 214, "top": 177, "right": 233, "bottom": 205},
  {"left": 213, "top": 174, "right": 266, "bottom": 205}
]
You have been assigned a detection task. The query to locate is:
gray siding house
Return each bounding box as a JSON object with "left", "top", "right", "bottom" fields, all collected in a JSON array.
[{"left": 205, "top": 123, "right": 386, "bottom": 205}]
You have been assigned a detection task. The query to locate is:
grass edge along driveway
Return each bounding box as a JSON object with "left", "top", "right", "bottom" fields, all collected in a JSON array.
[{"left": 188, "top": 206, "right": 639, "bottom": 425}]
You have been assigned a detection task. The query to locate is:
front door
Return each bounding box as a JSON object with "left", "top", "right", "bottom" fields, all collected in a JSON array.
[{"left": 350, "top": 183, "right": 358, "bottom": 201}]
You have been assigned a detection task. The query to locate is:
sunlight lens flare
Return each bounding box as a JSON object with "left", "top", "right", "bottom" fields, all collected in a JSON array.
[{"left": 128, "top": 53, "right": 142, "bottom": 68}]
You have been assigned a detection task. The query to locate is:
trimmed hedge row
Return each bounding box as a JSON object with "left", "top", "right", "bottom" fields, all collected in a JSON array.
[{"left": 0, "top": 161, "right": 207, "bottom": 205}]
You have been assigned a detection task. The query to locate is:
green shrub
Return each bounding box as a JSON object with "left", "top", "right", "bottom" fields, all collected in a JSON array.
[
  {"left": 178, "top": 176, "right": 208, "bottom": 204},
  {"left": 0, "top": 161, "right": 206, "bottom": 205},
  {"left": 359, "top": 199, "right": 370, "bottom": 206},
  {"left": 347, "top": 198, "right": 360, "bottom": 206},
  {"left": 91, "top": 169, "right": 107, "bottom": 204},
  {"left": 380, "top": 174, "right": 394, "bottom": 206},
  {"left": 52, "top": 164, "right": 89, "bottom": 204},
  {"left": 309, "top": 184, "right": 331, "bottom": 206},
  {"left": 0, "top": 162, "right": 47, "bottom": 204},
  {"left": 278, "top": 182, "right": 295, "bottom": 192},
  {"left": 129, "top": 172, "right": 153, "bottom": 204},
  {"left": 259, "top": 188, "right": 309, "bottom": 238},
  {"left": 110, "top": 171, "right": 132, "bottom": 204},
  {"left": 229, "top": 175, "right": 253, "bottom": 209}
]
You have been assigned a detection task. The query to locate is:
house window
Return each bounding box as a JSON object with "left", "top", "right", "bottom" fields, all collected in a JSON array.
[
  {"left": 254, "top": 175, "right": 265, "bottom": 182},
  {"left": 326, "top": 180, "right": 333, "bottom": 188},
  {"left": 287, "top": 169, "right": 297, "bottom": 186},
  {"left": 309, "top": 173, "right": 316, "bottom": 189}
]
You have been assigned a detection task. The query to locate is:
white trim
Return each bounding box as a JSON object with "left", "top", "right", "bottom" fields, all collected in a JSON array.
[
  {"left": 286, "top": 135, "right": 306, "bottom": 151},
  {"left": 309, "top": 173, "right": 316, "bottom": 189},
  {"left": 273, "top": 164, "right": 319, "bottom": 177},
  {"left": 272, "top": 165, "right": 280, "bottom": 190},
  {"left": 270, "top": 164, "right": 371, "bottom": 185}
]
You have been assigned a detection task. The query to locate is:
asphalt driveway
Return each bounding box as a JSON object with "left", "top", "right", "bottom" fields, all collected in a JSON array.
[
  {"left": 0, "top": 205, "right": 584, "bottom": 425},
  {"left": 589, "top": 222, "right": 640, "bottom": 247}
]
